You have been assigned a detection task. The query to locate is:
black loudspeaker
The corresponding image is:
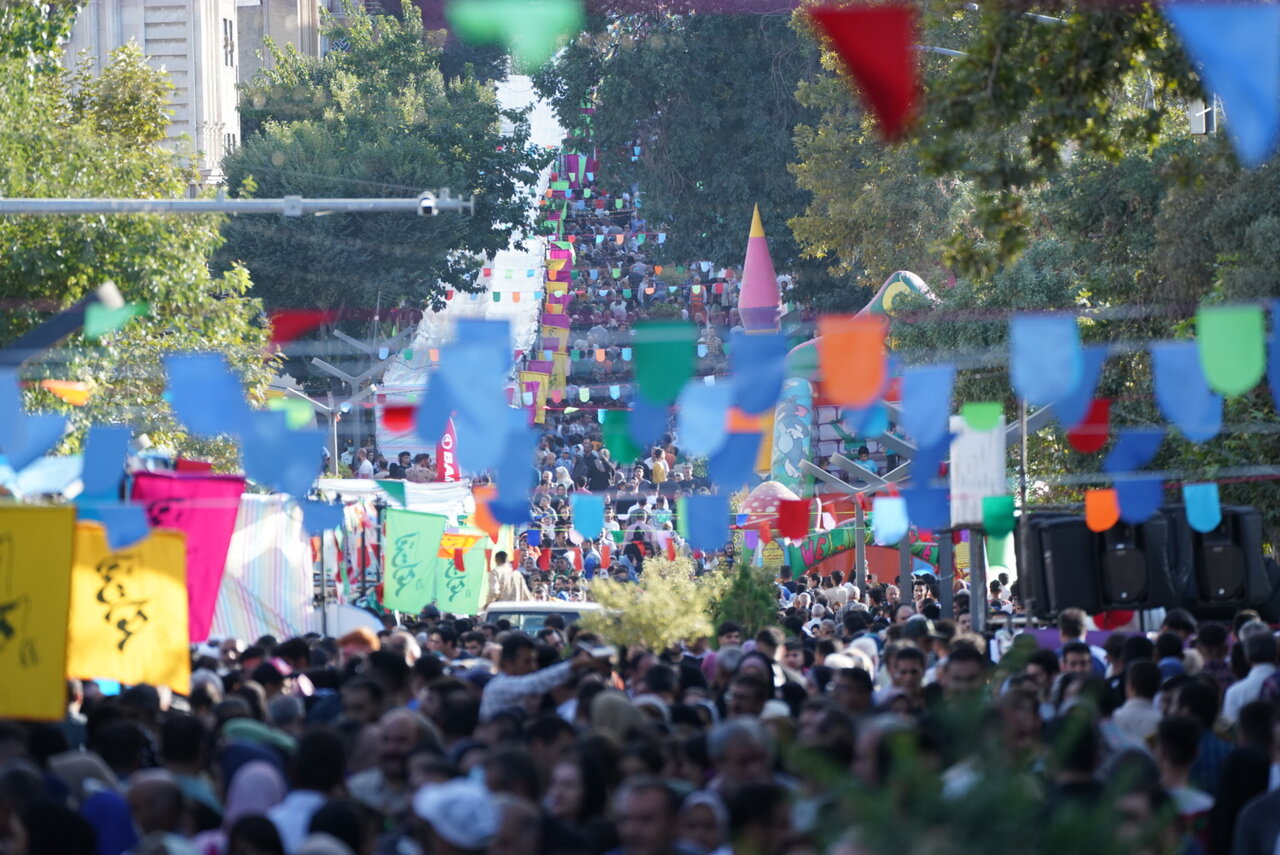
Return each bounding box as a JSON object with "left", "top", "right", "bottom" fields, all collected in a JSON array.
[
  {"left": 1017, "top": 514, "right": 1100, "bottom": 617},
  {"left": 1016, "top": 512, "right": 1180, "bottom": 617},
  {"left": 1162, "top": 505, "right": 1267, "bottom": 614}
]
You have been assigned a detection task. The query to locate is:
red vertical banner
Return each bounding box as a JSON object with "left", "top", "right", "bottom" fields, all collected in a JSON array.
[
  {"left": 436, "top": 418, "right": 459, "bottom": 482},
  {"left": 131, "top": 471, "right": 245, "bottom": 643}
]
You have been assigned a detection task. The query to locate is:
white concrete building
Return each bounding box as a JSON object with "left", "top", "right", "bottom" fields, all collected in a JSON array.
[
  {"left": 235, "top": 0, "right": 321, "bottom": 83},
  {"left": 66, "top": 0, "right": 243, "bottom": 185}
]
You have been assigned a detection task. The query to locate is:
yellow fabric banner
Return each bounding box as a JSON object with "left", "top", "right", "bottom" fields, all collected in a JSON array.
[
  {"left": 551, "top": 351, "right": 570, "bottom": 390},
  {"left": 518, "top": 371, "right": 550, "bottom": 424},
  {"left": 67, "top": 524, "right": 191, "bottom": 695},
  {"left": 0, "top": 507, "right": 76, "bottom": 721}
]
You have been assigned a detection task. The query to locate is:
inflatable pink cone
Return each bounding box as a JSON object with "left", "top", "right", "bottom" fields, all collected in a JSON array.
[{"left": 738, "top": 204, "right": 781, "bottom": 331}]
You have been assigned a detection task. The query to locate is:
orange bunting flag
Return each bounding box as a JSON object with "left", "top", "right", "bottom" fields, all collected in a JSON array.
[
  {"left": 472, "top": 486, "right": 501, "bottom": 542},
  {"left": 817, "top": 315, "right": 887, "bottom": 407},
  {"left": 41, "top": 379, "right": 92, "bottom": 406},
  {"left": 1084, "top": 488, "right": 1120, "bottom": 533}
]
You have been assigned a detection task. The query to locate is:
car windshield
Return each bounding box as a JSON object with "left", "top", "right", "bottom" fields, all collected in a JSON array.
[{"left": 485, "top": 610, "right": 582, "bottom": 632}]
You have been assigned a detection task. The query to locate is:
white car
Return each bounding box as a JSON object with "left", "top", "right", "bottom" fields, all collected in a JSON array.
[{"left": 483, "top": 600, "right": 602, "bottom": 632}]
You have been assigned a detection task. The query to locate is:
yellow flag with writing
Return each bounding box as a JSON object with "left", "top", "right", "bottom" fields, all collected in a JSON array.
[
  {"left": 67, "top": 523, "right": 191, "bottom": 695},
  {"left": 0, "top": 507, "right": 75, "bottom": 720}
]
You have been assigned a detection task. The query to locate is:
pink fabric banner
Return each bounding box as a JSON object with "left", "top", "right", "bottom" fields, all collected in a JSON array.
[{"left": 132, "top": 470, "right": 246, "bottom": 643}]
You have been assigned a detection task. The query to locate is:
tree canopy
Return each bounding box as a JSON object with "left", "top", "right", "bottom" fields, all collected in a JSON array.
[
  {"left": 534, "top": 12, "right": 824, "bottom": 269},
  {"left": 218, "top": 0, "right": 550, "bottom": 313},
  {"left": 0, "top": 32, "right": 271, "bottom": 464}
]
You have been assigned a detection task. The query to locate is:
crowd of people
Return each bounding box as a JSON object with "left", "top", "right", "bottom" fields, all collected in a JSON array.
[{"left": 10, "top": 577, "right": 1280, "bottom": 855}]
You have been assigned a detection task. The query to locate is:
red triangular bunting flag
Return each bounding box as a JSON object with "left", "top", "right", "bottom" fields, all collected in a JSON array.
[
  {"left": 1067, "top": 398, "right": 1111, "bottom": 454},
  {"left": 454, "top": 548, "right": 466, "bottom": 572},
  {"left": 665, "top": 538, "right": 677, "bottom": 561},
  {"left": 808, "top": 4, "right": 920, "bottom": 141}
]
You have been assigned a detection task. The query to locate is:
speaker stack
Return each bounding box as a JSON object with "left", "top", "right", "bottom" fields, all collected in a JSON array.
[{"left": 1017, "top": 505, "right": 1269, "bottom": 619}]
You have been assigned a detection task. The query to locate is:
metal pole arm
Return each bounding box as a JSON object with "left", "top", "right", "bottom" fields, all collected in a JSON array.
[{"left": 0, "top": 190, "right": 474, "bottom": 217}]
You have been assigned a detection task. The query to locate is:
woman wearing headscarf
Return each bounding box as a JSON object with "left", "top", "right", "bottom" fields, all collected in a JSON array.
[{"left": 191, "top": 761, "right": 287, "bottom": 855}]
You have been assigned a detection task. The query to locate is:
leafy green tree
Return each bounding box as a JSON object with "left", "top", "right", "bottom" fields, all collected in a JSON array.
[
  {"left": 219, "top": 0, "right": 550, "bottom": 312},
  {"left": 0, "top": 0, "right": 80, "bottom": 70},
  {"left": 534, "top": 13, "right": 823, "bottom": 268},
  {"left": 711, "top": 563, "right": 779, "bottom": 638},
  {"left": 580, "top": 556, "right": 726, "bottom": 650},
  {"left": 792, "top": 1, "right": 1199, "bottom": 279},
  {"left": 0, "top": 40, "right": 271, "bottom": 464}
]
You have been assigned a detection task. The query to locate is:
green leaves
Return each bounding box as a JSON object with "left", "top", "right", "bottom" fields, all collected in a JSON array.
[
  {"left": 535, "top": 14, "right": 822, "bottom": 267},
  {"left": 220, "top": 1, "right": 550, "bottom": 312},
  {"left": 0, "top": 47, "right": 271, "bottom": 469}
]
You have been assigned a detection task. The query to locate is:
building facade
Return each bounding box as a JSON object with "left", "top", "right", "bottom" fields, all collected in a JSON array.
[
  {"left": 65, "top": 0, "right": 242, "bottom": 185},
  {"left": 235, "top": 0, "right": 321, "bottom": 83}
]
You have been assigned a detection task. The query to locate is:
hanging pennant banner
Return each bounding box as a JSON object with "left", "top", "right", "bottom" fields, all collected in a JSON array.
[
  {"left": 901, "top": 485, "right": 949, "bottom": 531},
  {"left": 872, "top": 496, "right": 909, "bottom": 545},
  {"left": 1116, "top": 477, "right": 1164, "bottom": 524},
  {"left": 817, "top": 315, "right": 886, "bottom": 408},
  {"left": 729, "top": 330, "right": 788, "bottom": 415},
  {"left": 0, "top": 506, "right": 76, "bottom": 720},
  {"left": 633, "top": 321, "right": 698, "bottom": 405},
  {"left": 1084, "top": 489, "right": 1120, "bottom": 532},
  {"left": 900, "top": 363, "right": 954, "bottom": 449},
  {"left": 67, "top": 523, "right": 191, "bottom": 695},
  {"left": 1152, "top": 341, "right": 1223, "bottom": 442},
  {"left": 778, "top": 499, "right": 811, "bottom": 540},
  {"left": 383, "top": 509, "right": 448, "bottom": 614},
  {"left": 1163, "top": 2, "right": 1280, "bottom": 168},
  {"left": 981, "top": 495, "right": 1016, "bottom": 538},
  {"left": 571, "top": 494, "right": 605, "bottom": 540},
  {"left": 1197, "top": 303, "right": 1266, "bottom": 396},
  {"left": 709, "top": 432, "right": 764, "bottom": 492},
  {"left": 677, "top": 382, "right": 731, "bottom": 458},
  {"left": 808, "top": 3, "right": 920, "bottom": 141},
  {"left": 1055, "top": 345, "right": 1107, "bottom": 429},
  {"left": 1066, "top": 398, "right": 1110, "bottom": 454},
  {"left": 131, "top": 471, "right": 246, "bottom": 643},
  {"left": 628, "top": 397, "right": 669, "bottom": 451},
  {"left": 1183, "top": 483, "right": 1222, "bottom": 533},
  {"left": 1009, "top": 314, "right": 1084, "bottom": 407},
  {"left": 683, "top": 494, "right": 729, "bottom": 552},
  {"left": 1103, "top": 428, "right": 1164, "bottom": 475}
]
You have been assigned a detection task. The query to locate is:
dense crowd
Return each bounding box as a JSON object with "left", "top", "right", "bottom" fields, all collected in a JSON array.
[{"left": 10, "top": 582, "right": 1280, "bottom": 855}]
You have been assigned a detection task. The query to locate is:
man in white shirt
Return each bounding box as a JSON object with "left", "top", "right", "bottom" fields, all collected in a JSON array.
[
  {"left": 1223, "top": 630, "right": 1277, "bottom": 725},
  {"left": 354, "top": 448, "right": 375, "bottom": 479},
  {"left": 489, "top": 550, "right": 532, "bottom": 604},
  {"left": 1113, "top": 661, "right": 1163, "bottom": 744}
]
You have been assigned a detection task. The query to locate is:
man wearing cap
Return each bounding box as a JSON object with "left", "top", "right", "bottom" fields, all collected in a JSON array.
[{"left": 414, "top": 778, "right": 498, "bottom": 855}]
